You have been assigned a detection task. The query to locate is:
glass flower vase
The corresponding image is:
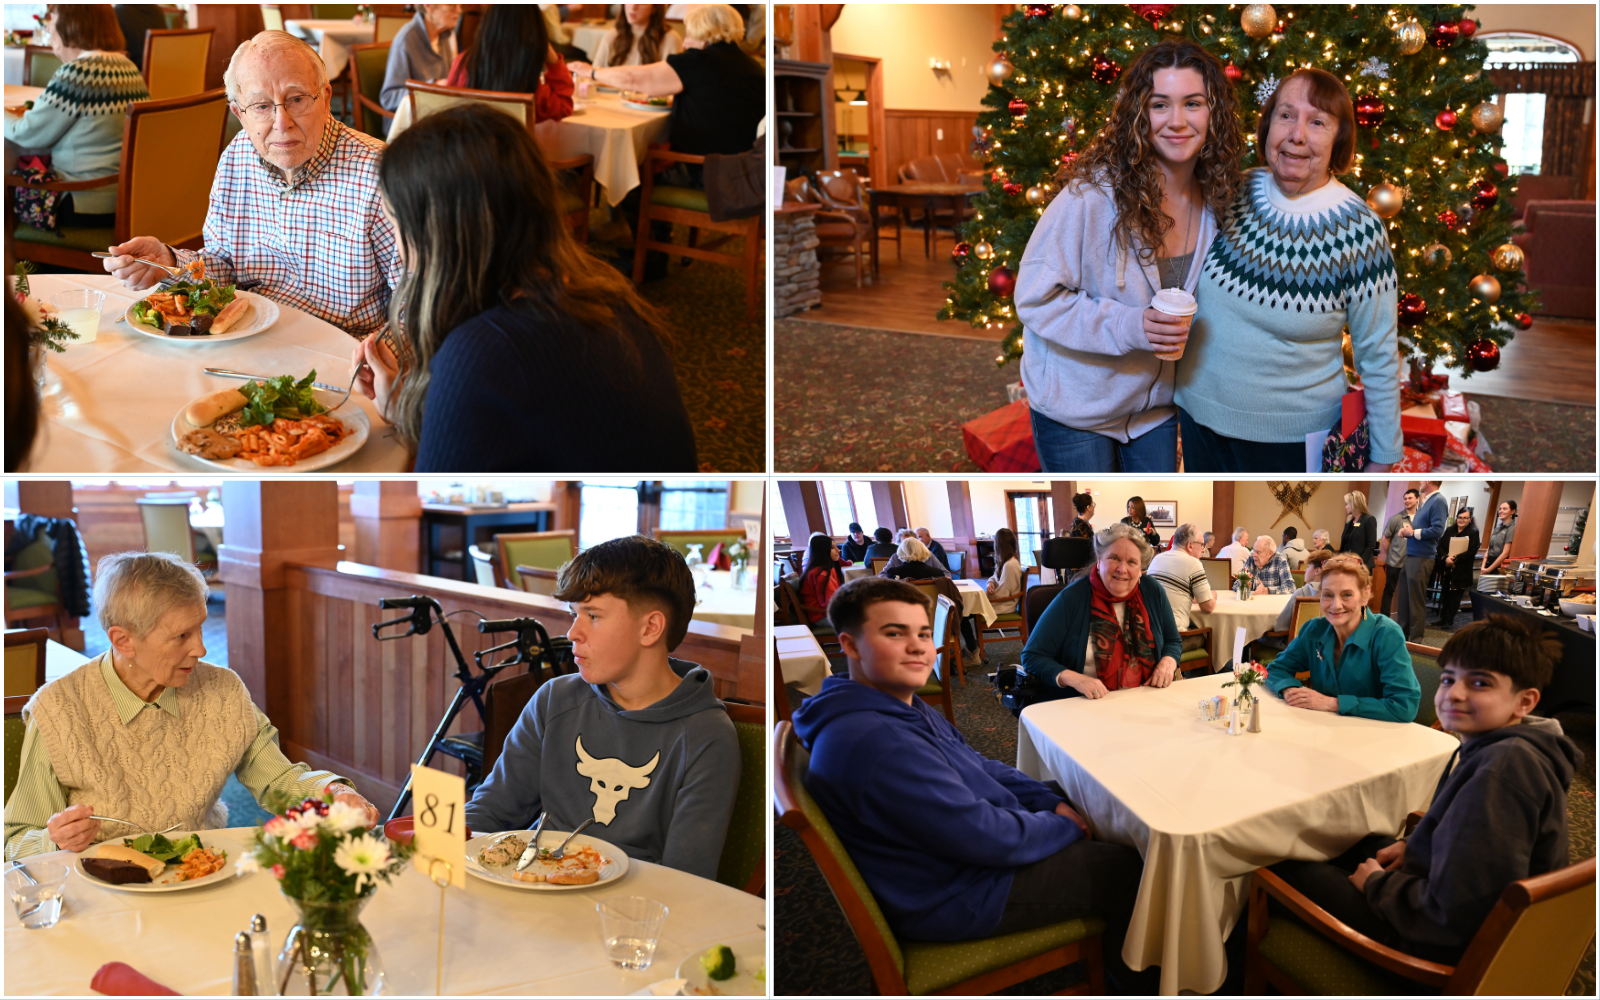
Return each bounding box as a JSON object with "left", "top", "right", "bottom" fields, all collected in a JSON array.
[{"left": 277, "top": 894, "right": 386, "bottom": 996}]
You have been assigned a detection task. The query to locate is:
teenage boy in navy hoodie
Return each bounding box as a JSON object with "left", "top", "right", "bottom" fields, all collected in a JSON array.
[
  {"left": 1270, "top": 614, "right": 1581, "bottom": 965},
  {"left": 465, "top": 536, "right": 739, "bottom": 880},
  {"left": 792, "top": 577, "right": 1157, "bottom": 992}
]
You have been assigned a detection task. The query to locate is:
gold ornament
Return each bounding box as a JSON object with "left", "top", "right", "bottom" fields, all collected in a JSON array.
[
  {"left": 1469, "top": 101, "right": 1504, "bottom": 133},
  {"left": 1469, "top": 273, "right": 1502, "bottom": 303},
  {"left": 1025, "top": 184, "right": 1050, "bottom": 206},
  {"left": 974, "top": 241, "right": 995, "bottom": 260},
  {"left": 1365, "top": 182, "right": 1403, "bottom": 219},
  {"left": 1240, "top": 3, "right": 1276, "bottom": 39},
  {"left": 1395, "top": 18, "right": 1426, "bottom": 55},
  {"left": 1491, "top": 243, "right": 1525, "bottom": 272},
  {"left": 1061, "top": 4, "right": 1082, "bottom": 19},
  {"left": 1421, "top": 243, "right": 1452, "bottom": 269},
  {"left": 986, "top": 56, "right": 1015, "bottom": 86}
]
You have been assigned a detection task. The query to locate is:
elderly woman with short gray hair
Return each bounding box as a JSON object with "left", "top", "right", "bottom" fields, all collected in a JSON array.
[
  {"left": 1019, "top": 522, "right": 1183, "bottom": 700},
  {"left": 4, "top": 552, "right": 378, "bottom": 859}
]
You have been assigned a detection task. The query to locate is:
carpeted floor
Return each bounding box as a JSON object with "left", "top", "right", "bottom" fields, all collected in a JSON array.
[
  {"left": 774, "top": 624, "right": 1597, "bottom": 996},
  {"left": 773, "top": 319, "right": 1597, "bottom": 473}
]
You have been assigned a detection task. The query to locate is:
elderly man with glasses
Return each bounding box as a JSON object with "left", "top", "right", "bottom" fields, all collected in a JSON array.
[{"left": 101, "top": 31, "right": 401, "bottom": 346}]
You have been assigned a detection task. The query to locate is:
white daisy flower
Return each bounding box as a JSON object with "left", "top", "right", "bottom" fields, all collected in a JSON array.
[
  {"left": 323, "top": 800, "right": 369, "bottom": 834},
  {"left": 334, "top": 833, "right": 391, "bottom": 893},
  {"left": 236, "top": 853, "right": 262, "bottom": 876}
]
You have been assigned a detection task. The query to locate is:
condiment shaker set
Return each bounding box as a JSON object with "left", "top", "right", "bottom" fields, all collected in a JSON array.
[{"left": 233, "top": 913, "right": 274, "bottom": 996}]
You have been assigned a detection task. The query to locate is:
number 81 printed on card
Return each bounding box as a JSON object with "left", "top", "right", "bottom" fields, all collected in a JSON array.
[{"left": 409, "top": 764, "right": 466, "bottom": 889}]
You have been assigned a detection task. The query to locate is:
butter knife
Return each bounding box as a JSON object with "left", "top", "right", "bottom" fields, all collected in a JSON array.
[
  {"left": 513, "top": 810, "right": 550, "bottom": 873},
  {"left": 204, "top": 368, "right": 344, "bottom": 393}
]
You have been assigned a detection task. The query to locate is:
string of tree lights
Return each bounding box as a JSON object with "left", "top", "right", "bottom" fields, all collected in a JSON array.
[{"left": 942, "top": 3, "right": 1536, "bottom": 377}]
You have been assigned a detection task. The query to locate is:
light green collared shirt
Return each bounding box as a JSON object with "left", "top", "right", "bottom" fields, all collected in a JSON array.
[{"left": 4, "top": 655, "right": 349, "bottom": 860}]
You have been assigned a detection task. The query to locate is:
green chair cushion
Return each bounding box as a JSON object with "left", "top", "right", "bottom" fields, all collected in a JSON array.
[
  {"left": 915, "top": 679, "right": 942, "bottom": 697},
  {"left": 6, "top": 535, "right": 58, "bottom": 611},
  {"left": 1256, "top": 648, "right": 1281, "bottom": 667},
  {"left": 1411, "top": 653, "right": 1441, "bottom": 728},
  {"left": 4, "top": 714, "right": 25, "bottom": 805},
  {"left": 1257, "top": 914, "right": 1422, "bottom": 996},
  {"left": 993, "top": 612, "right": 1024, "bottom": 622},
  {"left": 14, "top": 220, "right": 116, "bottom": 253},
  {"left": 1179, "top": 646, "right": 1211, "bottom": 663},
  {"left": 5, "top": 586, "right": 57, "bottom": 610},
  {"left": 715, "top": 718, "right": 764, "bottom": 892},
  {"left": 902, "top": 917, "right": 1106, "bottom": 996},
  {"left": 650, "top": 184, "right": 709, "bottom": 213}
]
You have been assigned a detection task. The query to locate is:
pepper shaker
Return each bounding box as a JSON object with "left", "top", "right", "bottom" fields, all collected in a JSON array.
[{"left": 233, "top": 931, "right": 258, "bottom": 997}]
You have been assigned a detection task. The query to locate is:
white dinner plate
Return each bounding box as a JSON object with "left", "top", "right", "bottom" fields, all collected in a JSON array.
[
  {"left": 125, "top": 289, "right": 280, "bottom": 343},
  {"left": 676, "top": 934, "right": 766, "bottom": 997},
  {"left": 76, "top": 831, "right": 248, "bottom": 893},
  {"left": 464, "top": 831, "right": 629, "bottom": 891},
  {"left": 621, "top": 99, "right": 672, "bottom": 113},
  {"left": 170, "top": 386, "right": 370, "bottom": 472}
]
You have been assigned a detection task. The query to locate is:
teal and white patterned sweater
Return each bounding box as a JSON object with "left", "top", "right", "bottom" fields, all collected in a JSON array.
[
  {"left": 3, "top": 50, "right": 150, "bottom": 215},
  {"left": 1175, "top": 168, "right": 1402, "bottom": 464}
]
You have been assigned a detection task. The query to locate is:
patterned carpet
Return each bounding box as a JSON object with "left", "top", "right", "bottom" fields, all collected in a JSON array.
[
  {"left": 773, "top": 319, "right": 1596, "bottom": 473},
  {"left": 774, "top": 628, "right": 1596, "bottom": 996}
]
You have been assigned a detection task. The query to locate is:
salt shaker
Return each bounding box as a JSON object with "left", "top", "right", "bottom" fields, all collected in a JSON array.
[
  {"left": 249, "top": 914, "right": 273, "bottom": 996},
  {"left": 233, "top": 931, "right": 258, "bottom": 997}
]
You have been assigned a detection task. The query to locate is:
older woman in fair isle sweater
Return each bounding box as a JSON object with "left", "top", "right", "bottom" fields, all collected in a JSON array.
[
  {"left": 1176, "top": 68, "right": 1401, "bottom": 472},
  {"left": 4, "top": 553, "right": 379, "bottom": 859}
]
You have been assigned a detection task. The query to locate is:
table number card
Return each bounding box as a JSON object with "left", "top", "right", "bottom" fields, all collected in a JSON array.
[
  {"left": 1233, "top": 626, "right": 1247, "bottom": 671},
  {"left": 410, "top": 764, "right": 466, "bottom": 889}
]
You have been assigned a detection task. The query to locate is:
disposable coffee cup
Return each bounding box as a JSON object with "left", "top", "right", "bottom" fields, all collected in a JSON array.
[{"left": 1150, "top": 288, "right": 1197, "bottom": 361}]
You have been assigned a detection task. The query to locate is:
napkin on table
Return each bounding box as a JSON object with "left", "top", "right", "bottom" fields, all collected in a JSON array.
[{"left": 91, "top": 961, "right": 182, "bottom": 996}]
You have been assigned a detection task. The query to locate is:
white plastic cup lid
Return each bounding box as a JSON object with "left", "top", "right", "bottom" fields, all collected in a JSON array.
[{"left": 1151, "top": 288, "right": 1197, "bottom": 316}]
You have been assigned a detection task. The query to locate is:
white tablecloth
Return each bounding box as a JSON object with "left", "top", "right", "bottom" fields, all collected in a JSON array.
[
  {"left": 43, "top": 639, "right": 88, "bottom": 684},
  {"left": 285, "top": 18, "right": 375, "bottom": 80},
  {"left": 4, "top": 47, "right": 23, "bottom": 86},
  {"left": 15, "top": 274, "right": 407, "bottom": 473},
  {"left": 953, "top": 579, "right": 997, "bottom": 625},
  {"left": 841, "top": 564, "right": 870, "bottom": 582},
  {"left": 1187, "top": 591, "right": 1292, "bottom": 666},
  {"left": 4, "top": 830, "right": 764, "bottom": 996},
  {"left": 689, "top": 570, "right": 755, "bottom": 632},
  {"left": 773, "top": 623, "right": 829, "bottom": 696},
  {"left": 386, "top": 88, "right": 671, "bottom": 204},
  {"left": 1017, "top": 672, "right": 1458, "bottom": 995}
]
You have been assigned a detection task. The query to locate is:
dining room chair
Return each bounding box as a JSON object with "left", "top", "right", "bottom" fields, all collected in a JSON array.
[
  {"left": 4, "top": 695, "right": 29, "bottom": 803},
  {"left": 514, "top": 564, "right": 561, "bottom": 599},
  {"left": 405, "top": 80, "right": 596, "bottom": 242},
  {"left": 716, "top": 701, "right": 766, "bottom": 897},
  {"left": 774, "top": 720, "right": 1107, "bottom": 996},
  {"left": 1246, "top": 597, "right": 1323, "bottom": 669},
  {"left": 1201, "top": 557, "right": 1234, "bottom": 596},
  {"left": 868, "top": 557, "right": 890, "bottom": 576},
  {"left": 374, "top": 13, "right": 410, "bottom": 43},
  {"left": 777, "top": 576, "right": 839, "bottom": 655},
  {"left": 945, "top": 550, "right": 965, "bottom": 577},
  {"left": 1291, "top": 570, "right": 1307, "bottom": 589},
  {"left": 1404, "top": 642, "right": 1445, "bottom": 730},
  {"left": 915, "top": 595, "right": 956, "bottom": 723},
  {"left": 906, "top": 580, "right": 965, "bottom": 686},
  {"left": 466, "top": 544, "right": 500, "bottom": 588},
  {"left": 9, "top": 88, "right": 228, "bottom": 272},
  {"left": 4, "top": 628, "right": 50, "bottom": 701},
  {"left": 136, "top": 496, "right": 197, "bottom": 565},
  {"left": 784, "top": 550, "right": 803, "bottom": 575},
  {"left": 787, "top": 173, "right": 870, "bottom": 287},
  {"left": 4, "top": 526, "right": 67, "bottom": 640},
  {"left": 976, "top": 597, "right": 1026, "bottom": 664},
  {"left": 436, "top": 665, "right": 544, "bottom": 795},
  {"left": 1176, "top": 625, "right": 1214, "bottom": 677},
  {"left": 492, "top": 530, "right": 576, "bottom": 593},
  {"left": 260, "top": 5, "right": 285, "bottom": 32},
  {"left": 347, "top": 40, "right": 393, "bottom": 138},
  {"left": 653, "top": 530, "right": 747, "bottom": 564},
  {"left": 773, "top": 635, "right": 793, "bottom": 725},
  {"left": 819, "top": 167, "right": 902, "bottom": 267},
  {"left": 1244, "top": 855, "right": 1595, "bottom": 996},
  {"left": 632, "top": 142, "right": 763, "bottom": 320},
  {"left": 22, "top": 46, "right": 60, "bottom": 88},
  {"left": 141, "top": 28, "right": 214, "bottom": 100}
]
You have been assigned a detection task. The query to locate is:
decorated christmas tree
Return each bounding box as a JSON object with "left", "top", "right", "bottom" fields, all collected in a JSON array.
[{"left": 942, "top": 3, "right": 1535, "bottom": 378}]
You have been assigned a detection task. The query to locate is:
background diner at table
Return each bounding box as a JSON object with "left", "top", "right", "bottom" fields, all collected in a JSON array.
[{"left": 4, "top": 476, "right": 767, "bottom": 996}]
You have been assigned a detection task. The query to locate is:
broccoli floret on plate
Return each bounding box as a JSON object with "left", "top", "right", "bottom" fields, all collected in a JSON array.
[{"left": 700, "top": 944, "right": 736, "bottom": 981}]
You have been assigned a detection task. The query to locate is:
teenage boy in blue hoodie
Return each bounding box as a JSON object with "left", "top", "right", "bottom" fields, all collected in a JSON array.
[
  {"left": 792, "top": 577, "right": 1157, "bottom": 992},
  {"left": 1269, "top": 614, "right": 1581, "bottom": 965},
  {"left": 464, "top": 536, "right": 739, "bottom": 880}
]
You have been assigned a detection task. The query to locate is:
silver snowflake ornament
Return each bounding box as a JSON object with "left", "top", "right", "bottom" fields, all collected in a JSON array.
[
  {"left": 1255, "top": 74, "right": 1279, "bottom": 104},
  {"left": 1358, "top": 57, "right": 1390, "bottom": 79}
]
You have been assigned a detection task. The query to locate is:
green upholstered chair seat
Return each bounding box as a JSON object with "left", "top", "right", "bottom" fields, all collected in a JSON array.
[
  {"left": 915, "top": 678, "right": 942, "bottom": 697},
  {"left": 6, "top": 535, "right": 58, "bottom": 611},
  {"left": 1256, "top": 648, "right": 1281, "bottom": 667},
  {"left": 902, "top": 917, "right": 1106, "bottom": 996},
  {"left": 14, "top": 220, "right": 116, "bottom": 252},
  {"left": 4, "top": 714, "right": 25, "bottom": 804},
  {"left": 715, "top": 716, "right": 764, "bottom": 891},
  {"left": 1410, "top": 651, "right": 1441, "bottom": 729},
  {"left": 1257, "top": 914, "right": 1423, "bottom": 996},
  {"left": 650, "top": 185, "right": 709, "bottom": 213},
  {"left": 5, "top": 586, "right": 57, "bottom": 610},
  {"left": 1179, "top": 646, "right": 1211, "bottom": 663}
]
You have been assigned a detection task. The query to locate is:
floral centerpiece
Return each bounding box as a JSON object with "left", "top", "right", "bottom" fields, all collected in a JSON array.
[
  {"left": 1232, "top": 569, "right": 1253, "bottom": 601},
  {"left": 242, "top": 791, "right": 413, "bottom": 996},
  {"left": 726, "top": 539, "right": 752, "bottom": 589},
  {"left": 1221, "top": 665, "right": 1265, "bottom": 710}
]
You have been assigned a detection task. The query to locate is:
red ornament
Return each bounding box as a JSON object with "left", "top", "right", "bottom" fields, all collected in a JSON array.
[
  {"left": 1437, "top": 209, "right": 1460, "bottom": 229},
  {"left": 1457, "top": 17, "right": 1477, "bottom": 38},
  {"left": 1435, "top": 108, "right": 1457, "bottom": 130},
  {"left": 1470, "top": 179, "right": 1499, "bottom": 210},
  {"left": 988, "top": 265, "right": 1017, "bottom": 298},
  {"left": 1003, "top": 181, "right": 1024, "bottom": 197},
  {"left": 1025, "top": 4, "right": 1052, "bottom": 18},
  {"left": 1493, "top": 162, "right": 1509, "bottom": 177},
  {"left": 1465, "top": 339, "right": 1500, "bottom": 372},
  {"left": 1008, "top": 98, "right": 1029, "bottom": 118},
  {"left": 1129, "top": 4, "right": 1176, "bottom": 27},
  {"left": 1428, "top": 20, "right": 1459, "bottom": 47},
  {"left": 1224, "top": 63, "right": 1243, "bottom": 83},
  {"left": 1398, "top": 293, "right": 1427, "bottom": 327},
  {"left": 990, "top": 169, "right": 1007, "bottom": 184},
  {"left": 1090, "top": 53, "right": 1122, "bottom": 84},
  {"left": 1515, "top": 311, "right": 1534, "bottom": 330},
  {"left": 952, "top": 242, "right": 972, "bottom": 266},
  {"left": 1060, "top": 150, "right": 1078, "bottom": 165},
  {"left": 1354, "top": 94, "right": 1386, "bottom": 129}
]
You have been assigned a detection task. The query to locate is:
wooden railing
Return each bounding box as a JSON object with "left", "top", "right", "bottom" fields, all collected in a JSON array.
[{"left": 274, "top": 561, "right": 757, "bottom": 813}]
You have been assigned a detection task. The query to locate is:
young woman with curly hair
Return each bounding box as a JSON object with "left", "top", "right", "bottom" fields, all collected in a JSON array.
[{"left": 1015, "top": 39, "right": 1244, "bottom": 472}]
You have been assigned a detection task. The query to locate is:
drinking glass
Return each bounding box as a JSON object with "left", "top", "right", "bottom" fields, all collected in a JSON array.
[
  {"left": 6, "top": 860, "right": 70, "bottom": 930},
  {"left": 49, "top": 288, "right": 104, "bottom": 345},
  {"left": 596, "top": 896, "right": 668, "bottom": 971}
]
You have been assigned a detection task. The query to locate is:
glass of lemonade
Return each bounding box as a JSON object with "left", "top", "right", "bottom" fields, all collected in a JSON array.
[
  {"left": 49, "top": 288, "right": 105, "bottom": 345},
  {"left": 597, "top": 896, "right": 669, "bottom": 971}
]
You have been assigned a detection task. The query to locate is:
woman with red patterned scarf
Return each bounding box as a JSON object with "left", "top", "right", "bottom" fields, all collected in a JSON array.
[{"left": 1020, "top": 522, "right": 1184, "bottom": 700}]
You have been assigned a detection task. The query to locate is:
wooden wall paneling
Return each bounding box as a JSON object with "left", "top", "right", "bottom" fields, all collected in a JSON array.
[
  {"left": 870, "top": 481, "right": 908, "bottom": 530},
  {"left": 1212, "top": 481, "right": 1236, "bottom": 556},
  {"left": 777, "top": 481, "right": 826, "bottom": 540},
  {"left": 882, "top": 110, "right": 980, "bottom": 183},
  {"left": 1050, "top": 482, "right": 1077, "bottom": 533},
  {"left": 552, "top": 481, "right": 583, "bottom": 532},
  {"left": 1511, "top": 482, "right": 1563, "bottom": 557}
]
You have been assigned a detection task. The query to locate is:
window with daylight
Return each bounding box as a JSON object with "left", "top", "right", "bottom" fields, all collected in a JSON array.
[
  {"left": 578, "top": 480, "right": 641, "bottom": 551},
  {"left": 770, "top": 496, "right": 790, "bottom": 542},
  {"left": 659, "top": 480, "right": 729, "bottom": 531},
  {"left": 1481, "top": 33, "right": 1584, "bottom": 176},
  {"left": 818, "top": 480, "right": 879, "bottom": 536}
]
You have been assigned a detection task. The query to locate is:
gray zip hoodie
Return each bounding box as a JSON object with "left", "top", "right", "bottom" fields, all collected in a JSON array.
[
  {"left": 1015, "top": 178, "right": 1217, "bottom": 443},
  {"left": 464, "top": 658, "right": 740, "bottom": 880}
]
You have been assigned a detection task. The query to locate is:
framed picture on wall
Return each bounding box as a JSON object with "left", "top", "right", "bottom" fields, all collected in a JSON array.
[{"left": 1146, "top": 501, "right": 1178, "bottom": 528}]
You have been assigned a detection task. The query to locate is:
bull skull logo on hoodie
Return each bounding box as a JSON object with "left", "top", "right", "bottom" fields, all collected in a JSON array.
[{"left": 575, "top": 736, "right": 660, "bottom": 824}]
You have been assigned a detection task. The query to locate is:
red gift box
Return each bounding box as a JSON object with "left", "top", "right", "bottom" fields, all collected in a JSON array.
[
  {"left": 1438, "top": 390, "right": 1469, "bottom": 423},
  {"left": 962, "top": 400, "right": 1040, "bottom": 472},
  {"left": 1396, "top": 446, "right": 1434, "bottom": 473},
  {"left": 1401, "top": 414, "right": 1449, "bottom": 466},
  {"left": 1445, "top": 434, "right": 1493, "bottom": 473}
]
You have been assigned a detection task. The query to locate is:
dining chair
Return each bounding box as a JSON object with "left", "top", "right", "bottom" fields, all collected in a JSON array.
[
  {"left": 347, "top": 40, "right": 393, "bottom": 138},
  {"left": 819, "top": 167, "right": 901, "bottom": 267},
  {"left": 1176, "top": 625, "right": 1214, "bottom": 677},
  {"left": 945, "top": 550, "right": 965, "bottom": 577},
  {"left": 915, "top": 594, "right": 955, "bottom": 722},
  {"left": 141, "top": 28, "right": 214, "bottom": 100},
  {"left": 159, "top": 6, "right": 185, "bottom": 29},
  {"left": 4, "top": 628, "right": 49, "bottom": 701},
  {"left": 868, "top": 557, "right": 890, "bottom": 576},
  {"left": 514, "top": 564, "right": 560, "bottom": 598},
  {"left": 774, "top": 721, "right": 1107, "bottom": 995},
  {"left": 777, "top": 576, "right": 839, "bottom": 655},
  {"left": 492, "top": 530, "right": 576, "bottom": 593},
  {"left": 788, "top": 173, "right": 870, "bottom": 287},
  {"left": 436, "top": 666, "right": 544, "bottom": 795},
  {"left": 1246, "top": 597, "right": 1323, "bottom": 669},
  {"left": 773, "top": 635, "right": 793, "bottom": 725},
  {"left": 136, "top": 496, "right": 197, "bottom": 564},
  {"left": 1291, "top": 570, "right": 1307, "bottom": 589},
  {"left": 632, "top": 142, "right": 763, "bottom": 320},
  {"left": 4, "top": 526, "right": 67, "bottom": 639},
  {"left": 1245, "top": 855, "right": 1595, "bottom": 995},
  {"left": 9, "top": 89, "right": 229, "bottom": 272},
  {"left": 1404, "top": 642, "right": 1445, "bottom": 729},
  {"left": 466, "top": 544, "right": 499, "bottom": 588},
  {"left": 374, "top": 13, "right": 410, "bottom": 43},
  {"left": 22, "top": 46, "right": 60, "bottom": 88},
  {"left": 260, "top": 5, "right": 285, "bottom": 33},
  {"left": 4, "top": 695, "right": 29, "bottom": 803},
  {"left": 1201, "top": 557, "right": 1234, "bottom": 596},
  {"left": 716, "top": 701, "right": 766, "bottom": 897}
]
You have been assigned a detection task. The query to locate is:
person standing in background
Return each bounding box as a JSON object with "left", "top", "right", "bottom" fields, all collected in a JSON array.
[
  {"left": 1121, "top": 497, "right": 1162, "bottom": 550},
  {"left": 1340, "top": 491, "right": 1379, "bottom": 570},
  {"left": 1395, "top": 481, "right": 1447, "bottom": 641},
  {"left": 1379, "top": 489, "right": 1418, "bottom": 616},
  {"left": 113, "top": 4, "right": 167, "bottom": 72},
  {"left": 1478, "top": 501, "right": 1518, "bottom": 592}
]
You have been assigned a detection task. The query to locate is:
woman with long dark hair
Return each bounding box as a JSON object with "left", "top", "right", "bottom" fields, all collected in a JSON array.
[
  {"left": 1067, "top": 493, "right": 1095, "bottom": 539},
  {"left": 798, "top": 532, "right": 844, "bottom": 624},
  {"left": 1435, "top": 508, "right": 1480, "bottom": 628},
  {"left": 593, "top": 4, "right": 681, "bottom": 67},
  {"left": 1120, "top": 497, "right": 1162, "bottom": 550},
  {"left": 987, "top": 528, "right": 1025, "bottom": 615},
  {"left": 444, "top": 4, "right": 574, "bottom": 121},
  {"left": 1016, "top": 39, "right": 1245, "bottom": 472},
  {"left": 351, "top": 104, "right": 696, "bottom": 471}
]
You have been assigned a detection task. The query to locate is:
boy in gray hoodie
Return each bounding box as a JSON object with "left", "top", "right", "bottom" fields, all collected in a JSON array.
[{"left": 464, "top": 536, "right": 740, "bottom": 880}]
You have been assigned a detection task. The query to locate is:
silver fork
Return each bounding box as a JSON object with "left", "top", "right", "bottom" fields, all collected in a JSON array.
[
  {"left": 90, "top": 251, "right": 185, "bottom": 277},
  {"left": 89, "top": 817, "right": 182, "bottom": 836},
  {"left": 327, "top": 362, "right": 369, "bottom": 413},
  {"left": 549, "top": 817, "right": 597, "bottom": 859}
]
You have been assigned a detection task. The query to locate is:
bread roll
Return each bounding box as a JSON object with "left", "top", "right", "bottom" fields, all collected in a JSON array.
[
  {"left": 211, "top": 297, "right": 251, "bottom": 334},
  {"left": 185, "top": 387, "right": 247, "bottom": 427},
  {"left": 95, "top": 843, "right": 165, "bottom": 877},
  {"left": 547, "top": 869, "right": 600, "bottom": 885}
]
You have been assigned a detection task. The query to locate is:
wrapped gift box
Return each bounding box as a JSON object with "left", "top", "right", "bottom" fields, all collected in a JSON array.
[
  {"left": 1401, "top": 414, "right": 1449, "bottom": 466},
  {"left": 1438, "top": 390, "right": 1469, "bottom": 423},
  {"left": 962, "top": 399, "right": 1040, "bottom": 472},
  {"left": 1396, "top": 446, "right": 1435, "bottom": 472}
]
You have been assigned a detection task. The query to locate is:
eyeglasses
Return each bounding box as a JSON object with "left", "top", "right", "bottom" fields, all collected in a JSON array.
[{"left": 235, "top": 93, "right": 321, "bottom": 123}]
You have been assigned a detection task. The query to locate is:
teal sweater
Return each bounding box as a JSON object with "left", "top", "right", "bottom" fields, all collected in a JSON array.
[
  {"left": 1265, "top": 610, "right": 1420, "bottom": 722},
  {"left": 3, "top": 51, "right": 149, "bottom": 215},
  {"left": 1175, "top": 168, "right": 1402, "bottom": 463},
  {"left": 1019, "top": 575, "right": 1183, "bottom": 696}
]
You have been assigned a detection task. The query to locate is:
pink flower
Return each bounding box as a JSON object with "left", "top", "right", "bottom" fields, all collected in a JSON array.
[
  {"left": 290, "top": 830, "right": 318, "bottom": 851},
  {"left": 264, "top": 816, "right": 290, "bottom": 839},
  {"left": 271, "top": 864, "right": 286, "bottom": 879}
]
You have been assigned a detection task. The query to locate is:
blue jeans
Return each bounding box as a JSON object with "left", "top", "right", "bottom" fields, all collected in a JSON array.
[
  {"left": 1029, "top": 409, "right": 1177, "bottom": 473},
  {"left": 1177, "top": 407, "right": 1308, "bottom": 472}
]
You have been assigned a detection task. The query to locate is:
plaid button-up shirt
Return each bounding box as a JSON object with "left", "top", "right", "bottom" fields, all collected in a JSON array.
[
  {"left": 1242, "top": 551, "right": 1295, "bottom": 595},
  {"left": 176, "top": 118, "right": 401, "bottom": 342}
]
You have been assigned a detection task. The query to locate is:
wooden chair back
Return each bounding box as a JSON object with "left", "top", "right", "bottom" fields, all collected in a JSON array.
[
  {"left": 1405, "top": 641, "right": 1444, "bottom": 729},
  {"left": 348, "top": 41, "right": 393, "bottom": 137},
  {"left": 408, "top": 79, "right": 536, "bottom": 130},
  {"left": 482, "top": 668, "right": 542, "bottom": 777},
  {"left": 654, "top": 530, "right": 746, "bottom": 561},
  {"left": 466, "top": 544, "right": 499, "bottom": 588},
  {"left": 868, "top": 557, "right": 889, "bottom": 576},
  {"left": 814, "top": 168, "right": 867, "bottom": 211},
  {"left": 124, "top": 89, "right": 231, "bottom": 252},
  {"left": 1288, "top": 597, "right": 1323, "bottom": 639},
  {"left": 772, "top": 636, "right": 792, "bottom": 724},
  {"left": 261, "top": 5, "right": 285, "bottom": 32},
  {"left": 717, "top": 701, "right": 766, "bottom": 896},
  {"left": 4, "top": 628, "right": 49, "bottom": 700},
  {"left": 633, "top": 142, "right": 762, "bottom": 320},
  {"left": 23, "top": 46, "right": 60, "bottom": 88},
  {"left": 1201, "top": 557, "right": 1234, "bottom": 595},
  {"left": 1450, "top": 855, "right": 1596, "bottom": 994},
  {"left": 142, "top": 28, "right": 214, "bottom": 100},
  {"left": 374, "top": 13, "right": 410, "bottom": 43},
  {"left": 136, "top": 496, "right": 196, "bottom": 564},
  {"left": 493, "top": 531, "right": 576, "bottom": 592},
  {"left": 514, "top": 565, "right": 561, "bottom": 598}
]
